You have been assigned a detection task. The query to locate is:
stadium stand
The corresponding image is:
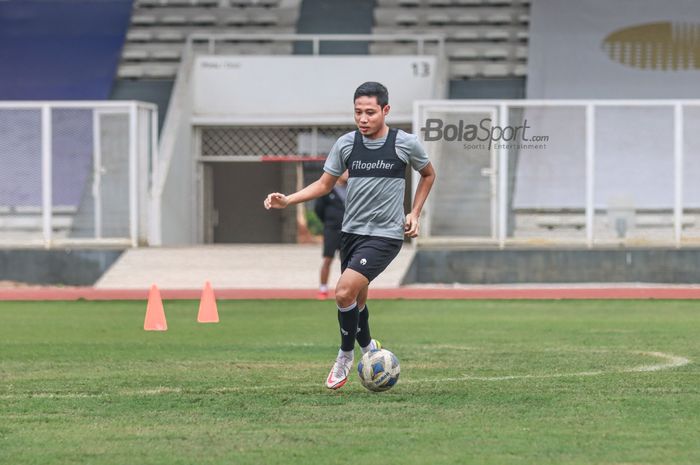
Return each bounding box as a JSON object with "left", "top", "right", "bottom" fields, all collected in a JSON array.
[
  {"left": 294, "top": 0, "right": 375, "bottom": 54},
  {"left": 117, "top": 0, "right": 528, "bottom": 82},
  {"left": 372, "top": 0, "right": 530, "bottom": 79},
  {"left": 119, "top": 0, "right": 303, "bottom": 79}
]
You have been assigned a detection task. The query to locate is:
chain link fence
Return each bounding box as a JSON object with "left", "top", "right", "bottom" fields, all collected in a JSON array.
[
  {"left": 0, "top": 102, "right": 157, "bottom": 247},
  {"left": 200, "top": 125, "right": 360, "bottom": 159}
]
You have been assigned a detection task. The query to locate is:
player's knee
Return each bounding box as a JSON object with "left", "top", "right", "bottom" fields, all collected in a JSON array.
[{"left": 334, "top": 285, "right": 357, "bottom": 308}]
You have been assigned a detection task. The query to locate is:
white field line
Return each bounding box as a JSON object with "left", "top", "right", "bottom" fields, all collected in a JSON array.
[
  {"left": 0, "top": 351, "right": 691, "bottom": 399},
  {"left": 403, "top": 351, "right": 691, "bottom": 383}
]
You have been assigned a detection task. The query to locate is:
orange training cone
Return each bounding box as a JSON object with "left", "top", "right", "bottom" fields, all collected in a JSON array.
[
  {"left": 197, "top": 281, "right": 219, "bottom": 323},
  {"left": 144, "top": 284, "right": 168, "bottom": 331}
]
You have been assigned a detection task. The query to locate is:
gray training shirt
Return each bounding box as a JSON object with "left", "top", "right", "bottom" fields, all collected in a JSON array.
[{"left": 323, "top": 128, "right": 430, "bottom": 240}]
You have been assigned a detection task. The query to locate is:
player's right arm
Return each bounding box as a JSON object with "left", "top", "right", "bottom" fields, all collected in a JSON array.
[
  {"left": 264, "top": 172, "right": 337, "bottom": 210},
  {"left": 265, "top": 133, "right": 350, "bottom": 210}
]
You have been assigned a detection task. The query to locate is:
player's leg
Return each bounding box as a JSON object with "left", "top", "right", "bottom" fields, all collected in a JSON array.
[
  {"left": 351, "top": 236, "right": 403, "bottom": 355},
  {"left": 318, "top": 256, "right": 333, "bottom": 299},
  {"left": 357, "top": 282, "right": 368, "bottom": 310},
  {"left": 326, "top": 268, "right": 368, "bottom": 389},
  {"left": 334, "top": 268, "right": 369, "bottom": 351},
  {"left": 356, "top": 284, "right": 381, "bottom": 353},
  {"left": 319, "top": 227, "right": 341, "bottom": 300}
]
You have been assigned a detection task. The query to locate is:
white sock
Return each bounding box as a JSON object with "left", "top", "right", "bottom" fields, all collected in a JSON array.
[
  {"left": 360, "top": 340, "right": 376, "bottom": 354},
  {"left": 338, "top": 348, "right": 354, "bottom": 360},
  {"left": 319, "top": 284, "right": 328, "bottom": 292}
]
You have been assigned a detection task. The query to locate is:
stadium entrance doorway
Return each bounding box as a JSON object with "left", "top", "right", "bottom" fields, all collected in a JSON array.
[{"left": 202, "top": 162, "right": 288, "bottom": 243}]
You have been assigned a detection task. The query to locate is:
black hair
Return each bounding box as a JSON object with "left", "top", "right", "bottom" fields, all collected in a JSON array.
[{"left": 353, "top": 81, "right": 389, "bottom": 108}]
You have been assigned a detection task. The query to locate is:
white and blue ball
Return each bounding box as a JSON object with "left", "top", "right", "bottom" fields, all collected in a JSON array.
[{"left": 357, "top": 348, "right": 400, "bottom": 392}]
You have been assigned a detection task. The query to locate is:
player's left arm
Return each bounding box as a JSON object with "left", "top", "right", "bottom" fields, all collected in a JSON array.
[{"left": 405, "top": 162, "right": 436, "bottom": 238}]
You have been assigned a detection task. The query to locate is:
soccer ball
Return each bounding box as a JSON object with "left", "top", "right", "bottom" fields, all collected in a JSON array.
[{"left": 357, "top": 349, "right": 400, "bottom": 392}]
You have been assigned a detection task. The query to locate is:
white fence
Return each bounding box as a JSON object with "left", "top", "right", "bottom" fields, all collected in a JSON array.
[
  {"left": 0, "top": 101, "right": 157, "bottom": 248},
  {"left": 414, "top": 100, "right": 700, "bottom": 248}
]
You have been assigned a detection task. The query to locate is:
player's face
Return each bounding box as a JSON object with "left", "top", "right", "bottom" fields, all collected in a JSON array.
[{"left": 354, "top": 96, "right": 390, "bottom": 138}]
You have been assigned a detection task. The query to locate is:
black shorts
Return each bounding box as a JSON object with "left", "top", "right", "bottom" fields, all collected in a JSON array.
[
  {"left": 322, "top": 226, "right": 342, "bottom": 258},
  {"left": 340, "top": 232, "right": 403, "bottom": 282}
]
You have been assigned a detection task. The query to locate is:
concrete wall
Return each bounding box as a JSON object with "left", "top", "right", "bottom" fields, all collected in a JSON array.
[
  {"left": 449, "top": 78, "right": 525, "bottom": 99},
  {"left": 0, "top": 249, "right": 124, "bottom": 286},
  {"left": 403, "top": 248, "right": 700, "bottom": 284},
  {"left": 110, "top": 79, "right": 173, "bottom": 132}
]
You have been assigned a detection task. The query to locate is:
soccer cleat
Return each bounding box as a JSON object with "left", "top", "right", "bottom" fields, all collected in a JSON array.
[
  {"left": 360, "top": 339, "right": 381, "bottom": 355},
  {"left": 316, "top": 290, "right": 329, "bottom": 300},
  {"left": 325, "top": 353, "right": 353, "bottom": 389}
]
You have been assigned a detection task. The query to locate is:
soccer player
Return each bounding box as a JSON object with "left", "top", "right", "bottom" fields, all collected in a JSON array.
[
  {"left": 314, "top": 171, "right": 348, "bottom": 300},
  {"left": 264, "top": 81, "right": 436, "bottom": 389}
]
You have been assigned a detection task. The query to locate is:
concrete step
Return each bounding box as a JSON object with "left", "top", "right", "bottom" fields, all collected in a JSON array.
[{"left": 95, "top": 244, "right": 414, "bottom": 289}]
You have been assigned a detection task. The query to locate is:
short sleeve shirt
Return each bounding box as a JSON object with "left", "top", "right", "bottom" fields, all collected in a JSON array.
[{"left": 323, "top": 128, "right": 430, "bottom": 239}]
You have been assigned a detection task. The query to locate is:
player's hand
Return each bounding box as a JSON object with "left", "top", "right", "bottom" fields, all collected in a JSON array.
[
  {"left": 404, "top": 213, "right": 420, "bottom": 238},
  {"left": 264, "top": 193, "right": 289, "bottom": 209}
]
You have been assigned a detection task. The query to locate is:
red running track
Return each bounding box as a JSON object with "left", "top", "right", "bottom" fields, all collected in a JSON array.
[{"left": 2, "top": 287, "right": 700, "bottom": 301}]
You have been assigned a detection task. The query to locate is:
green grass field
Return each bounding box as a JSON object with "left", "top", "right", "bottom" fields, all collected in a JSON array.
[{"left": 1, "top": 299, "right": 699, "bottom": 465}]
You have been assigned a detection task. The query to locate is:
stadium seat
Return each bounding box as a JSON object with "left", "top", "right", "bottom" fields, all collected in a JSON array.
[
  {"left": 427, "top": 0, "right": 452, "bottom": 7},
  {"left": 450, "top": 62, "right": 478, "bottom": 77},
  {"left": 455, "top": 13, "right": 480, "bottom": 24},
  {"left": 127, "top": 30, "right": 153, "bottom": 42},
  {"left": 154, "top": 30, "right": 187, "bottom": 41},
  {"left": 484, "top": 29, "right": 511, "bottom": 41},
  {"left": 483, "top": 46, "right": 510, "bottom": 59},
  {"left": 192, "top": 14, "right": 218, "bottom": 25},
  {"left": 152, "top": 49, "right": 182, "bottom": 61},
  {"left": 143, "top": 64, "right": 179, "bottom": 78},
  {"left": 251, "top": 13, "right": 279, "bottom": 26},
  {"left": 396, "top": 13, "right": 419, "bottom": 26},
  {"left": 216, "top": 42, "right": 293, "bottom": 54},
  {"left": 370, "top": 42, "right": 424, "bottom": 55},
  {"left": 132, "top": 14, "right": 157, "bottom": 25},
  {"left": 161, "top": 14, "right": 188, "bottom": 25},
  {"left": 450, "top": 30, "right": 479, "bottom": 41},
  {"left": 481, "top": 62, "right": 511, "bottom": 76},
  {"left": 426, "top": 13, "right": 451, "bottom": 25},
  {"left": 485, "top": 13, "right": 512, "bottom": 24},
  {"left": 137, "top": 0, "right": 162, "bottom": 7},
  {"left": 448, "top": 46, "right": 479, "bottom": 59},
  {"left": 225, "top": 14, "right": 249, "bottom": 25},
  {"left": 118, "top": 65, "right": 146, "bottom": 78},
  {"left": 123, "top": 49, "right": 150, "bottom": 61}
]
